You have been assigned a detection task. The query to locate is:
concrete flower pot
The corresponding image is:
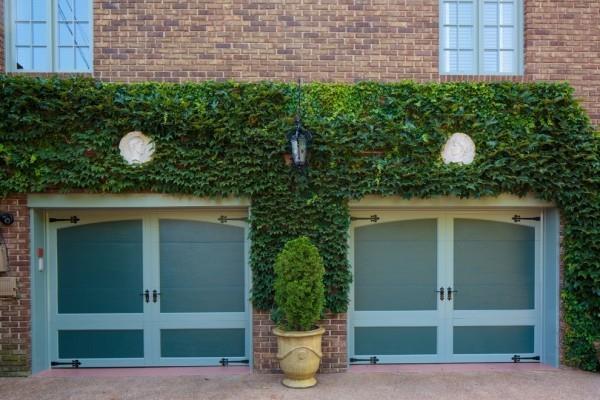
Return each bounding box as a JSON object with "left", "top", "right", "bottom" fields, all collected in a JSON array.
[
  {"left": 593, "top": 340, "right": 600, "bottom": 364},
  {"left": 273, "top": 326, "right": 325, "bottom": 388}
]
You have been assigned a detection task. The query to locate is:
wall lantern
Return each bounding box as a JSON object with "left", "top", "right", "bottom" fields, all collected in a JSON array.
[{"left": 287, "top": 79, "right": 312, "bottom": 168}]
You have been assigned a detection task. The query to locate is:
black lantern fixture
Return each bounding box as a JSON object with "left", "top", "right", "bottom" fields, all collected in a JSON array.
[{"left": 288, "top": 79, "right": 312, "bottom": 168}]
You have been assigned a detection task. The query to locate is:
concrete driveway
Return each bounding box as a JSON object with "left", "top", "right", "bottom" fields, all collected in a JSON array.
[{"left": 1, "top": 368, "right": 599, "bottom": 400}]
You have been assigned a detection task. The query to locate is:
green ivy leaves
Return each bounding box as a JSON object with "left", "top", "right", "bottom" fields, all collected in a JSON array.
[{"left": 0, "top": 76, "right": 598, "bottom": 370}]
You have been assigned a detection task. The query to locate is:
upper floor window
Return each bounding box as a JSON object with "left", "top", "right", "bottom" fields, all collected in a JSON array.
[
  {"left": 440, "top": 0, "right": 523, "bottom": 75},
  {"left": 6, "top": 0, "right": 92, "bottom": 72}
]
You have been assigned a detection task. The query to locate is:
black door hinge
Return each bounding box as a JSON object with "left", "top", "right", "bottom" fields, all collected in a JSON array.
[
  {"left": 512, "top": 215, "right": 540, "bottom": 223},
  {"left": 511, "top": 355, "right": 540, "bottom": 363},
  {"left": 219, "top": 358, "right": 250, "bottom": 366},
  {"left": 350, "top": 215, "right": 380, "bottom": 223},
  {"left": 51, "top": 360, "right": 81, "bottom": 368},
  {"left": 349, "top": 356, "right": 379, "bottom": 365},
  {"left": 49, "top": 216, "right": 80, "bottom": 224}
]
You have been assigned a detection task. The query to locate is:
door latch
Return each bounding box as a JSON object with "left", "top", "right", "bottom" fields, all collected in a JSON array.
[
  {"left": 435, "top": 287, "right": 445, "bottom": 301},
  {"left": 140, "top": 290, "right": 149, "bottom": 303},
  {"left": 152, "top": 290, "right": 161, "bottom": 303}
]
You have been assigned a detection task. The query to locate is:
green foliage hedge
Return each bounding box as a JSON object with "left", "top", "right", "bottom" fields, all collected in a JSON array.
[
  {"left": 273, "top": 237, "right": 325, "bottom": 331},
  {"left": 0, "top": 76, "right": 598, "bottom": 370}
]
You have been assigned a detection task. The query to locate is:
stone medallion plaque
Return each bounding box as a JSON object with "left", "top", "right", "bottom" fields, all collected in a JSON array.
[
  {"left": 442, "top": 132, "right": 475, "bottom": 165},
  {"left": 119, "top": 131, "right": 155, "bottom": 165}
]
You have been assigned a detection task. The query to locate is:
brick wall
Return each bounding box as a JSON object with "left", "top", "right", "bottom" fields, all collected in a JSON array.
[
  {"left": 90, "top": 0, "right": 600, "bottom": 127},
  {"left": 253, "top": 310, "right": 347, "bottom": 373},
  {"left": 0, "top": 0, "right": 592, "bottom": 375},
  {"left": 0, "top": 195, "right": 30, "bottom": 376},
  {"left": 525, "top": 1, "right": 600, "bottom": 126},
  {"left": 0, "top": 1, "right": 597, "bottom": 125}
]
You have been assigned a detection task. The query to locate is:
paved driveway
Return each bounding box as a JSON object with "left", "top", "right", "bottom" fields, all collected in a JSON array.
[{"left": 1, "top": 368, "right": 599, "bottom": 400}]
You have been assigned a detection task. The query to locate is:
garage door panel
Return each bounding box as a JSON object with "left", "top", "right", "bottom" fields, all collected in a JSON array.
[
  {"left": 161, "top": 329, "right": 245, "bottom": 358},
  {"left": 352, "top": 213, "right": 540, "bottom": 364},
  {"left": 159, "top": 219, "right": 245, "bottom": 313},
  {"left": 58, "top": 330, "right": 144, "bottom": 359},
  {"left": 355, "top": 219, "right": 438, "bottom": 311},
  {"left": 57, "top": 220, "right": 143, "bottom": 314},
  {"left": 454, "top": 219, "right": 535, "bottom": 310},
  {"left": 355, "top": 327, "right": 437, "bottom": 356},
  {"left": 453, "top": 326, "right": 535, "bottom": 354},
  {"left": 52, "top": 213, "right": 249, "bottom": 367}
]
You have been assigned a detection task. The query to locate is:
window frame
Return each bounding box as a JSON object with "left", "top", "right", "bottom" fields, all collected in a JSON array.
[
  {"left": 4, "top": 0, "right": 93, "bottom": 73},
  {"left": 439, "top": 0, "right": 524, "bottom": 76}
]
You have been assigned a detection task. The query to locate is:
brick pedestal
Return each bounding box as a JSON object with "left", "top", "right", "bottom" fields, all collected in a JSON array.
[{"left": 253, "top": 310, "right": 347, "bottom": 373}]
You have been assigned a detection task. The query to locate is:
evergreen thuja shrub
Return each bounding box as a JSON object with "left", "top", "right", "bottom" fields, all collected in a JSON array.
[{"left": 273, "top": 237, "right": 325, "bottom": 331}]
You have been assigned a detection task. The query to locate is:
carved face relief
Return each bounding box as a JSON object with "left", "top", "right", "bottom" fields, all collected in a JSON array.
[
  {"left": 119, "top": 131, "right": 155, "bottom": 165},
  {"left": 442, "top": 132, "right": 475, "bottom": 165}
]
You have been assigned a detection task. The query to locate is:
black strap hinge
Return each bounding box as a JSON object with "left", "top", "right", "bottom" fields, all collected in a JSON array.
[
  {"left": 511, "top": 355, "right": 540, "bottom": 363},
  {"left": 49, "top": 216, "right": 80, "bottom": 224},
  {"left": 51, "top": 360, "right": 81, "bottom": 368},
  {"left": 219, "top": 358, "right": 250, "bottom": 366},
  {"left": 349, "top": 356, "right": 379, "bottom": 365},
  {"left": 218, "top": 216, "right": 248, "bottom": 224},
  {"left": 512, "top": 215, "right": 540, "bottom": 223},
  {"left": 350, "top": 215, "right": 380, "bottom": 223}
]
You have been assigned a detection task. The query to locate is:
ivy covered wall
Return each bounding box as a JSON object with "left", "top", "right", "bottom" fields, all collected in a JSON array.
[{"left": 0, "top": 77, "right": 598, "bottom": 370}]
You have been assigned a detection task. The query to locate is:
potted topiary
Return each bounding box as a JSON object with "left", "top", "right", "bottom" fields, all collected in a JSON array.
[{"left": 272, "top": 236, "right": 326, "bottom": 388}]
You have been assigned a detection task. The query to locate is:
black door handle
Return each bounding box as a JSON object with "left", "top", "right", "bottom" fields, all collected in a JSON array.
[
  {"left": 435, "top": 287, "right": 445, "bottom": 301},
  {"left": 140, "top": 290, "right": 149, "bottom": 303},
  {"left": 152, "top": 290, "right": 161, "bottom": 303},
  {"left": 447, "top": 287, "right": 458, "bottom": 301}
]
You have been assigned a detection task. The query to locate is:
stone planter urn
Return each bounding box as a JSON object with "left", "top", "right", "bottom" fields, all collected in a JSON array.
[
  {"left": 593, "top": 340, "right": 600, "bottom": 364},
  {"left": 272, "top": 237, "right": 326, "bottom": 388},
  {"left": 273, "top": 326, "right": 325, "bottom": 388}
]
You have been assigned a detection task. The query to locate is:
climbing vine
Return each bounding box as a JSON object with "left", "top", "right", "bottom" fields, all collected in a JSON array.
[{"left": 0, "top": 76, "right": 598, "bottom": 370}]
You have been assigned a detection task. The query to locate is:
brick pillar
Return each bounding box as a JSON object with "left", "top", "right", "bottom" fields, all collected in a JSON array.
[
  {"left": 252, "top": 309, "right": 347, "bottom": 373},
  {"left": 0, "top": 195, "right": 31, "bottom": 376}
]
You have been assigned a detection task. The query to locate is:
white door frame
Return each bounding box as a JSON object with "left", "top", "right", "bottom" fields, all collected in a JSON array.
[
  {"left": 46, "top": 209, "right": 251, "bottom": 368},
  {"left": 348, "top": 201, "right": 550, "bottom": 365}
]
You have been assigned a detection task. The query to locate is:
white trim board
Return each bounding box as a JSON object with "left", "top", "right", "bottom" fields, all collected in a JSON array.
[
  {"left": 28, "top": 194, "right": 251, "bottom": 209},
  {"left": 349, "top": 194, "right": 553, "bottom": 209}
]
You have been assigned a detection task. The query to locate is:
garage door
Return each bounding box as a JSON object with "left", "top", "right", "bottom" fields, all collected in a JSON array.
[
  {"left": 350, "top": 211, "right": 539, "bottom": 364},
  {"left": 48, "top": 211, "right": 249, "bottom": 368}
]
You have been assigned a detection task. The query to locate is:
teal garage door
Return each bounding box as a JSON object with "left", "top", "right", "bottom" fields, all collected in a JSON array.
[
  {"left": 350, "top": 211, "right": 539, "bottom": 364},
  {"left": 49, "top": 211, "right": 249, "bottom": 368}
]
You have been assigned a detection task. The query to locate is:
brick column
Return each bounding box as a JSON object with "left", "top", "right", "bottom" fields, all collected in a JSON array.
[
  {"left": 253, "top": 309, "right": 347, "bottom": 373},
  {"left": 0, "top": 195, "right": 31, "bottom": 376}
]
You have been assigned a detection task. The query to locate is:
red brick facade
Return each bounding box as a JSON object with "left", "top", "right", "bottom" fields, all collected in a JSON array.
[
  {"left": 1, "top": 1, "right": 598, "bottom": 125},
  {"left": 90, "top": 0, "right": 600, "bottom": 126},
  {"left": 0, "top": 0, "right": 594, "bottom": 375},
  {"left": 0, "top": 195, "right": 30, "bottom": 376},
  {"left": 253, "top": 311, "right": 347, "bottom": 373}
]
